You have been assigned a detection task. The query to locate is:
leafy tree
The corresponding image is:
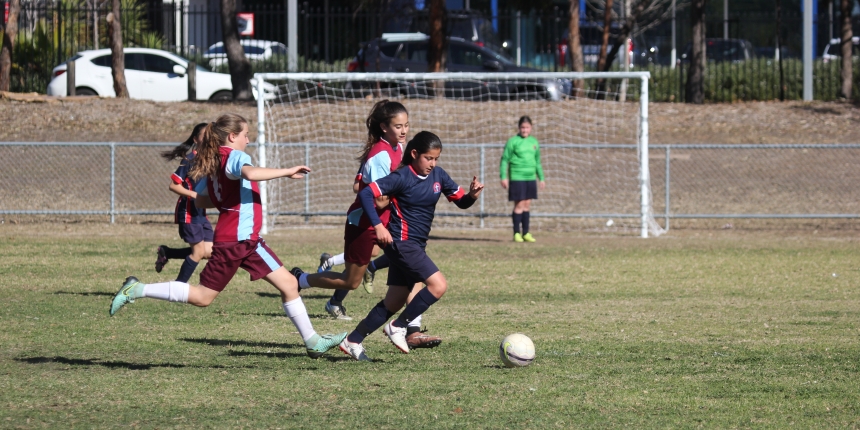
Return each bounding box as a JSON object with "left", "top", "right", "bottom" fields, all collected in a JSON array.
[{"left": 0, "top": 0, "right": 22, "bottom": 91}]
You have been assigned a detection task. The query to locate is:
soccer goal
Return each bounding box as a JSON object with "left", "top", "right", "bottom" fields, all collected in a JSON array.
[{"left": 253, "top": 72, "right": 664, "bottom": 238}]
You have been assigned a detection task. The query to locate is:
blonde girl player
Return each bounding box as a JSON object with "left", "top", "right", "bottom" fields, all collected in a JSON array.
[
  {"left": 338, "top": 131, "right": 484, "bottom": 361},
  {"left": 500, "top": 115, "right": 545, "bottom": 243},
  {"left": 290, "top": 100, "right": 442, "bottom": 349},
  {"left": 109, "top": 113, "right": 346, "bottom": 359},
  {"left": 154, "top": 122, "right": 213, "bottom": 282}
]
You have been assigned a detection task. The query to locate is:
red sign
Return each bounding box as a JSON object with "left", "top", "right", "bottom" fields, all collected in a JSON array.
[
  {"left": 4, "top": 2, "right": 9, "bottom": 24},
  {"left": 237, "top": 12, "right": 254, "bottom": 37}
]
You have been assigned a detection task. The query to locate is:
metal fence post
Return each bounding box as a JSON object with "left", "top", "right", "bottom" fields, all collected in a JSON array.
[
  {"left": 67, "top": 61, "right": 75, "bottom": 96},
  {"left": 110, "top": 142, "right": 116, "bottom": 224},
  {"left": 304, "top": 143, "right": 310, "bottom": 223},
  {"left": 480, "top": 144, "right": 485, "bottom": 229},
  {"left": 665, "top": 146, "right": 671, "bottom": 232}
]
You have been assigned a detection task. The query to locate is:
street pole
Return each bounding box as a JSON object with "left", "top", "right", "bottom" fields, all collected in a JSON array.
[
  {"left": 803, "top": 0, "right": 812, "bottom": 101},
  {"left": 670, "top": 0, "right": 676, "bottom": 69},
  {"left": 288, "top": 0, "right": 298, "bottom": 72}
]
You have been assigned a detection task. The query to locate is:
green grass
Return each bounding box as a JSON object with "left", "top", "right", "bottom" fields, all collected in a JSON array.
[{"left": 1, "top": 224, "right": 859, "bottom": 428}]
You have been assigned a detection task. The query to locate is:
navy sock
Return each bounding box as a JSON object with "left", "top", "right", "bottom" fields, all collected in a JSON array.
[
  {"left": 395, "top": 288, "right": 439, "bottom": 327},
  {"left": 175, "top": 256, "right": 199, "bottom": 283},
  {"left": 369, "top": 254, "right": 390, "bottom": 273},
  {"left": 164, "top": 246, "right": 192, "bottom": 260},
  {"left": 512, "top": 212, "right": 523, "bottom": 235},
  {"left": 347, "top": 301, "right": 394, "bottom": 344},
  {"left": 329, "top": 288, "right": 349, "bottom": 307},
  {"left": 522, "top": 211, "right": 530, "bottom": 235}
]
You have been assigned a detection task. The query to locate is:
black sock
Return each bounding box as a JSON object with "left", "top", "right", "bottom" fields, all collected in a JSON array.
[
  {"left": 522, "top": 211, "right": 530, "bottom": 235},
  {"left": 369, "top": 254, "right": 390, "bottom": 273},
  {"left": 512, "top": 212, "right": 523, "bottom": 235},
  {"left": 348, "top": 301, "right": 394, "bottom": 344},
  {"left": 330, "top": 288, "right": 349, "bottom": 306},
  {"left": 175, "top": 256, "right": 199, "bottom": 283},
  {"left": 395, "top": 288, "right": 439, "bottom": 327},
  {"left": 407, "top": 325, "right": 421, "bottom": 335},
  {"left": 164, "top": 246, "right": 192, "bottom": 260}
]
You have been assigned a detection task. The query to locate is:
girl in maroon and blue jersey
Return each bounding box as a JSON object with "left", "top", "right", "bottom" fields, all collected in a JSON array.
[
  {"left": 337, "top": 131, "right": 485, "bottom": 361},
  {"left": 110, "top": 113, "right": 346, "bottom": 359},
  {"left": 155, "top": 123, "right": 213, "bottom": 283}
]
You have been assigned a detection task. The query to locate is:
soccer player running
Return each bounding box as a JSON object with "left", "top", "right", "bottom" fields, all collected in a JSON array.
[
  {"left": 338, "top": 131, "right": 484, "bottom": 361},
  {"left": 500, "top": 115, "right": 545, "bottom": 243},
  {"left": 291, "top": 100, "right": 442, "bottom": 349},
  {"left": 109, "top": 113, "right": 346, "bottom": 359},
  {"left": 154, "top": 123, "right": 213, "bottom": 282}
]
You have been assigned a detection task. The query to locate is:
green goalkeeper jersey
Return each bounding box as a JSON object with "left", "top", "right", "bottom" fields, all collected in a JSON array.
[{"left": 500, "top": 134, "right": 545, "bottom": 181}]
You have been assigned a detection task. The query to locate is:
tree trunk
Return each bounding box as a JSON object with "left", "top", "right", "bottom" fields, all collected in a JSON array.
[
  {"left": 427, "top": 0, "right": 446, "bottom": 97},
  {"left": 839, "top": 0, "right": 853, "bottom": 100},
  {"left": 604, "top": 0, "right": 647, "bottom": 72},
  {"left": 595, "top": 0, "right": 614, "bottom": 98},
  {"left": 568, "top": 1, "right": 584, "bottom": 97},
  {"left": 686, "top": 0, "right": 706, "bottom": 104},
  {"left": 0, "top": 0, "right": 21, "bottom": 92},
  {"left": 108, "top": 0, "right": 129, "bottom": 98},
  {"left": 221, "top": 0, "right": 252, "bottom": 101}
]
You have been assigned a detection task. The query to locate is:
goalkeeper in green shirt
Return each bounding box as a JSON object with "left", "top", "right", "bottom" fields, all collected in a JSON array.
[{"left": 500, "top": 116, "right": 546, "bottom": 243}]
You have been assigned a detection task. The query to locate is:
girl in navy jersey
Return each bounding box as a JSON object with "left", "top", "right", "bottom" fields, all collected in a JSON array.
[
  {"left": 337, "top": 131, "right": 484, "bottom": 361},
  {"left": 155, "top": 123, "right": 213, "bottom": 282},
  {"left": 109, "top": 113, "right": 346, "bottom": 359}
]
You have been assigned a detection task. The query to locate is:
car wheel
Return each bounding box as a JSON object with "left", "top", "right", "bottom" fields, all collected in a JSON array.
[
  {"left": 75, "top": 88, "right": 98, "bottom": 96},
  {"left": 209, "top": 91, "right": 233, "bottom": 102}
]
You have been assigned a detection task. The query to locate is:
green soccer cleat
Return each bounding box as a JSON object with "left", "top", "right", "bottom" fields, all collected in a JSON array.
[
  {"left": 522, "top": 232, "right": 536, "bottom": 243},
  {"left": 110, "top": 276, "right": 141, "bottom": 316},
  {"left": 513, "top": 233, "right": 524, "bottom": 243},
  {"left": 362, "top": 268, "right": 375, "bottom": 294},
  {"left": 306, "top": 332, "right": 348, "bottom": 359}
]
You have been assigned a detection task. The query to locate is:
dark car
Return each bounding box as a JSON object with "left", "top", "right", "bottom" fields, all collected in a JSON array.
[
  {"left": 347, "top": 33, "right": 571, "bottom": 101},
  {"left": 384, "top": 9, "right": 506, "bottom": 55},
  {"left": 680, "top": 38, "right": 756, "bottom": 64}
]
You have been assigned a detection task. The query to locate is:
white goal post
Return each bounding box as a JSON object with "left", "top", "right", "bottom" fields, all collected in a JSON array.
[{"left": 254, "top": 71, "right": 663, "bottom": 238}]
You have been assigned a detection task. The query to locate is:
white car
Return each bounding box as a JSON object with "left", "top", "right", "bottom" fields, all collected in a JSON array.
[
  {"left": 203, "top": 40, "right": 288, "bottom": 68},
  {"left": 822, "top": 37, "right": 859, "bottom": 64},
  {"left": 46, "top": 47, "right": 274, "bottom": 102}
]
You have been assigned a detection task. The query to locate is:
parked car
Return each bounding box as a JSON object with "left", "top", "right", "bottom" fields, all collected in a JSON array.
[
  {"left": 822, "top": 37, "right": 859, "bottom": 63},
  {"left": 680, "top": 38, "right": 756, "bottom": 64},
  {"left": 203, "top": 40, "right": 288, "bottom": 68},
  {"left": 384, "top": 9, "right": 504, "bottom": 53},
  {"left": 46, "top": 47, "right": 275, "bottom": 102},
  {"left": 347, "top": 33, "right": 571, "bottom": 101}
]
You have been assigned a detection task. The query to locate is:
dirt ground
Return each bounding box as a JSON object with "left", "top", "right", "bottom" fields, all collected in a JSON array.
[{"left": 1, "top": 96, "right": 860, "bottom": 144}]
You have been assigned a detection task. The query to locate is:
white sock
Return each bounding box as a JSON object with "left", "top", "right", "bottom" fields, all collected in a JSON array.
[
  {"left": 408, "top": 314, "right": 423, "bottom": 330},
  {"left": 142, "top": 281, "right": 189, "bottom": 303},
  {"left": 283, "top": 298, "right": 316, "bottom": 341},
  {"left": 298, "top": 273, "right": 311, "bottom": 289},
  {"left": 329, "top": 253, "right": 346, "bottom": 267}
]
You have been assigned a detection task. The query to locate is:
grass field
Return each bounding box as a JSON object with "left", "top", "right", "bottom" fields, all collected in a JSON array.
[{"left": 1, "top": 223, "right": 859, "bottom": 428}]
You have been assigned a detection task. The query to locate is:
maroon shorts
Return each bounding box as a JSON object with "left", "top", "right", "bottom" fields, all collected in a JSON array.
[
  {"left": 343, "top": 223, "right": 377, "bottom": 266},
  {"left": 199, "top": 238, "right": 283, "bottom": 292}
]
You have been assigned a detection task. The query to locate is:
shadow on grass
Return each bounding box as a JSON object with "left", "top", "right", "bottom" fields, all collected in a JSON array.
[
  {"left": 182, "top": 338, "right": 357, "bottom": 361},
  {"left": 54, "top": 291, "right": 114, "bottom": 296},
  {"left": 181, "top": 337, "right": 298, "bottom": 349},
  {"left": 233, "top": 312, "right": 332, "bottom": 319},
  {"left": 428, "top": 235, "right": 501, "bottom": 242},
  {"left": 255, "top": 292, "right": 332, "bottom": 300},
  {"left": 15, "top": 356, "right": 249, "bottom": 370}
]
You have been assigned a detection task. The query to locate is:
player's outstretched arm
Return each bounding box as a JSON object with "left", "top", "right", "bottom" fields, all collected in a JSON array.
[{"left": 241, "top": 165, "right": 311, "bottom": 181}]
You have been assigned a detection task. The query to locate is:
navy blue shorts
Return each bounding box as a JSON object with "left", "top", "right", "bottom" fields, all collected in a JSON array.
[
  {"left": 508, "top": 180, "right": 538, "bottom": 201},
  {"left": 383, "top": 240, "right": 439, "bottom": 287},
  {"left": 178, "top": 219, "right": 214, "bottom": 244}
]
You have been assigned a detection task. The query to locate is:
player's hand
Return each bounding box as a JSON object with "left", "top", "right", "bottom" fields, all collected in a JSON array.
[
  {"left": 374, "top": 224, "right": 393, "bottom": 247},
  {"left": 285, "top": 165, "right": 311, "bottom": 179},
  {"left": 500, "top": 179, "right": 508, "bottom": 190},
  {"left": 469, "top": 176, "right": 485, "bottom": 199},
  {"left": 539, "top": 180, "right": 546, "bottom": 190}
]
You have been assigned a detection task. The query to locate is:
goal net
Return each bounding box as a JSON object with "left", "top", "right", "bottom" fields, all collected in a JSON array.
[{"left": 253, "top": 72, "right": 664, "bottom": 237}]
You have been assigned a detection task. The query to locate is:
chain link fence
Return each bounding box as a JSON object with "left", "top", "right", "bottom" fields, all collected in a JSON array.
[{"left": 3, "top": 142, "right": 860, "bottom": 232}]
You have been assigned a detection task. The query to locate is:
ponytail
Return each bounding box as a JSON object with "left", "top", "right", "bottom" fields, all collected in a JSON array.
[
  {"left": 189, "top": 114, "right": 248, "bottom": 181},
  {"left": 161, "top": 122, "right": 208, "bottom": 161},
  {"left": 400, "top": 131, "right": 442, "bottom": 168}
]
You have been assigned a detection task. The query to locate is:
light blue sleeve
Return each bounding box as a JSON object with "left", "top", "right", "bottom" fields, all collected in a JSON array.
[
  {"left": 193, "top": 176, "right": 209, "bottom": 196},
  {"left": 225, "top": 150, "right": 253, "bottom": 180},
  {"left": 362, "top": 151, "right": 392, "bottom": 183}
]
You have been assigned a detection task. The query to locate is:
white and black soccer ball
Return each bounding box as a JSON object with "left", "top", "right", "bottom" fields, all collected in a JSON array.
[{"left": 499, "top": 333, "right": 535, "bottom": 368}]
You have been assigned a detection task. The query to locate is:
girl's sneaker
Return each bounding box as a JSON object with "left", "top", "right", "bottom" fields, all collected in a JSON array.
[
  {"left": 339, "top": 338, "right": 372, "bottom": 362},
  {"left": 513, "top": 233, "right": 524, "bottom": 242},
  {"left": 522, "top": 233, "right": 536, "bottom": 242}
]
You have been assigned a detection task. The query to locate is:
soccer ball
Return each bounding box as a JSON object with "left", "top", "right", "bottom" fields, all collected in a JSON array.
[{"left": 499, "top": 333, "right": 535, "bottom": 368}]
